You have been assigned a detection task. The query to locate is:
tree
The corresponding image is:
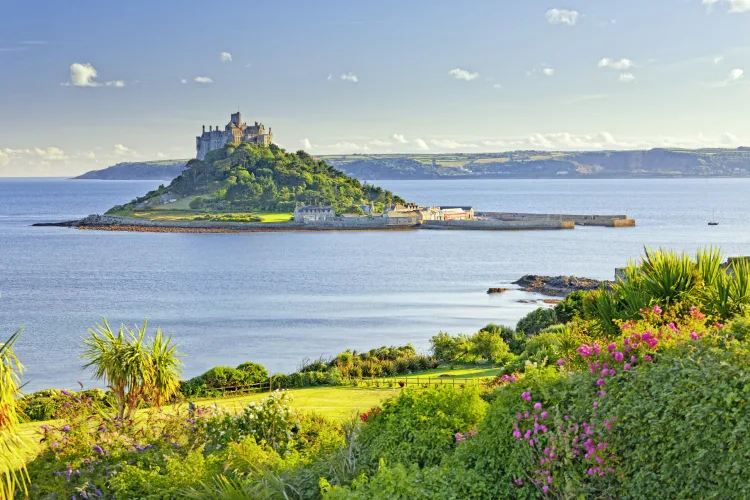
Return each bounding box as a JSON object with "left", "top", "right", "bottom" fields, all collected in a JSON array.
[
  {"left": 82, "top": 320, "right": 183, "bottom": 420},
  {"left": 0, "top": 330, "right": 28, "bottom": 498},
  {"left": 516, "top": 308, "right": 558, "bottom": 336}
]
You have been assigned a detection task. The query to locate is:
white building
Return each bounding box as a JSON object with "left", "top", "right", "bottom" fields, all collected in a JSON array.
[{"left": 294, "top": 205, "right": 335, "bottom": 223}]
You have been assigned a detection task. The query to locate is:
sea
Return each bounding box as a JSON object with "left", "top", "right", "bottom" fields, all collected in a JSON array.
[{"left": 2, "top": 177, "right": 750, "bottom": 391}]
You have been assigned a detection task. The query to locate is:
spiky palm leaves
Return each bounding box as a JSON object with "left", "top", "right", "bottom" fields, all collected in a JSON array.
[
  {"left": 587, "top": 247, "right": 750, "bottom": 332},
  {"left": 82, "top": 320, "right": 183, "bottom": 420},
  {"left": 1, "top": 330, "right": 28, "bottom": 498}
]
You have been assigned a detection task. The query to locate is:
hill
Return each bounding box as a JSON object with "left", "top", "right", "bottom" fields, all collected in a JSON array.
[
  {"left": 75, "top": 160, "right": 188, "bottom": 180},
  {"left": 108, "top": 143, "right": 404, "bottom": 217},
  {"left": 321, "top": 147, "right": 750, "bottom": 180}
]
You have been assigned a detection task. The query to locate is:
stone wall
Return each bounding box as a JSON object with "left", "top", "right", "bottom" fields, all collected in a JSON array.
[
  {"left": 476, "top": 212, "right": 635, "bottom": 227},
  {"left": 421, "top": 219, "right": 574, "bottom": 230}
]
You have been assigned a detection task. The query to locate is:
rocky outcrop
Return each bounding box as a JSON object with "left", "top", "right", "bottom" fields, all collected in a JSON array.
[
  {"left": 487, "top": 288, "right": 509, "bottom": 294},
  {"left": 513, "top": 275, "right": 611, "bottom": 297}
]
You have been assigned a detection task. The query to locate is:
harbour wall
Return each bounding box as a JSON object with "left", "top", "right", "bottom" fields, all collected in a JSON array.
[
  {"left": 476, "top": 212, "right": 636, "bottom": 227},
  {"left": 421, "top": 219, "right": 574, "bottom": 230}
]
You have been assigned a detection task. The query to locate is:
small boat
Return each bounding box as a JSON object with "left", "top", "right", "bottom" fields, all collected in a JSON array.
[{"left": 708, "top": 210, "right": 719, "bottom": 226}]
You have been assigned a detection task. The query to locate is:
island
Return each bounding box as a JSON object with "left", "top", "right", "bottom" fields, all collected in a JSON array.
[
  {"left": 41, "top": 111, "right": 637, "bottom": 232},
  {"left": 40, "top": 141, "right": 636, "bottom": 232},
  {"left": 75, "top": 160, "right": 189, "bottom": 180}
]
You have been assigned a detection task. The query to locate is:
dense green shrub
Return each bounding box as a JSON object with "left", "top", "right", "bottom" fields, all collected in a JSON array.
[
  {"left": 601, "top": 340, "right": 750, "bottom": 498},
  {"left": 235, "top": 362, "right": 269, "bottom": 384},
  {"left": 516, "top": 307, "right": 558, "bottom": 336},
  {"left": 322, "top": 462, "right": 492, "bottom": 500},
  {"left": 18, "top": 388, "right": 110, "bottom": 422},
  {"left": 553, "top": 290, "right": 587, "bottom": 324},
  {"left": 359, "top": 385, "right": 487, "bottom": 469}
]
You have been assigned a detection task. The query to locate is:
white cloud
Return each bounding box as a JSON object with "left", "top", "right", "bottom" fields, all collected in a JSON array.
[
  {"left": 714, "top": 55, "right": 725, "bottom": 64},
  {"left": 729, "top": 68, "right": 745, "bottom": 80},
  {"left": 619, "top": 72, "right": 636, "bottom": 83},
  {"left": 84, "top": 152, "right": 96, "bottom": 160},
  {"left": 703, "top": 0, "right": 750, "bottom": 13},
  {"left": 0, "top": 150, "right": 9, "bottom": 167},
  {"left": 34, "top": 147, "right": 68, "bottom": 161},
  {"left": 430, "top": 139, "right": 478, "bottom": 149},
  {"left": 63, "top": 63, "right": 125, "bottom": 88},
  {"left": 301, "top": 138, "right": 313, "bottom": 150},
  {"left": 493, "top": 83, "right": 503, "bottom": 89},
  {"left": 194, "top": 76, "right": 213, "bottom": 84},
  {"left": 327, "top": 74, "right": 333, "bottom": 81},
  {"left": 114, "top": 144, "right": 135, "bottom": 156},
  {"left": 369, "top": 139, "right": 393, "bottom": 147},
  {"left": 341, "top": 73, "right": 358, "bottom": 83},
  {"left": 180, "top": 79, "right": 187, "bottom": 84},
  {"left": 414, "top": 138, "right": 430, "bottom": 151},
  {"left": 598, "top": 58, "right": 633, "bottom": 70},
  {"left": 542, "top": 67, "right": 555, "bottom": 77},
  {"left": 448, "top": 68, "right": 479, "bottom": 81},
  {"left": 391, "top": 134, "right": 408, "bottom": 144},
  {"left": 220, "top": 52, "right": 232, "bottom": 62},
  {"left": 546, "top": 9, "right": 579, "bottom": 25}
]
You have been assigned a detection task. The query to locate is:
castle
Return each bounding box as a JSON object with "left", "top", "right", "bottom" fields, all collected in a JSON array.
[{"left": 195, "top": 112, "right": 273, "bottom": 160}]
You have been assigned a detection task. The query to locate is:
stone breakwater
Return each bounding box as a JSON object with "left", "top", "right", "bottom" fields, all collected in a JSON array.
[
  {"left": 475, "top": 212, "right": 636, "bottom": 228},
  {"left": 513, "top": 275, "right": 612, "bottom": 297}
]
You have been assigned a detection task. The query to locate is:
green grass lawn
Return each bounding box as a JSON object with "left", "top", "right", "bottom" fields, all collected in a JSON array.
[{"left": 120, "top": 210, "right": 293, "bottom": 223}]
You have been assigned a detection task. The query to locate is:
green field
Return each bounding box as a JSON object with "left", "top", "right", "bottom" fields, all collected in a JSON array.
[{"left": 114, "top": 209, "right": 294, "bottom": 223}]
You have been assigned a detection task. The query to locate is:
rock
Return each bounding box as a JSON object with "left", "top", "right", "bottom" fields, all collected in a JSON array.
[
  {"left": 487, "top": 287, "right": 509, "bottom": 294},
  {"left": 513, "top": 274, "right": 611, "bottom": 297}
]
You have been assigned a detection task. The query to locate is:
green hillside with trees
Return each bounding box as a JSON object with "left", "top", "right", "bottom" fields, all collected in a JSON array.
[{"left": 108, "top": 143, "right": 405, "bottom": 218}]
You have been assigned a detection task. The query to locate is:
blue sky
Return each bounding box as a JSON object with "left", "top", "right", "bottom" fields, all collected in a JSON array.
[{"left": 1, "top": 0, "right": 750, "bottom": 175}]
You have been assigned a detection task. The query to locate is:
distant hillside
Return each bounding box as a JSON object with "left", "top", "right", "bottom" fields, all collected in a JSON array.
[
  {"left": 321, "top": 147, "right": 750, "bottom": 180},
  {"left": 108, "top": 143, "right": 404, "bottom": 214},
  {"left": 75, "top": 160, "right": 188, "bottom": 180}
]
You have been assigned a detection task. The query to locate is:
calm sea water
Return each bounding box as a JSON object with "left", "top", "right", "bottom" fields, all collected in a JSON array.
[{"left": 2, "top": 177, "right": 750, "bottom": 391}]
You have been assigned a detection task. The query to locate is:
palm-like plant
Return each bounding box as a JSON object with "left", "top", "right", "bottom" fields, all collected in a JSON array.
[
  {"left": 82, "top": 320, "right": 183, "bottom": 420},
  {"left": 0, "top": 330, "right": 28, "bottom": 499}
]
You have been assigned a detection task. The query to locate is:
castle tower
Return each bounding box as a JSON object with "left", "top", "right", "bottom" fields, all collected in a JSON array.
[{"left": 231, "top": 112, "right": 242, "bottom": 126}]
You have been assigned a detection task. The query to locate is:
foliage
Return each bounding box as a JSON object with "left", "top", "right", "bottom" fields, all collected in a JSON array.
[
  {"left": 585, "top": 247, "right": 750, "bottom": 334},
  {"left": 196, "top": 391, "right": 300, "bottom": 454},
  {"left": 431, "top": 324, "right": 521, "bottom": 361},
  {"left": 322, "top": 462, "right": 492, "bottom": 500},
  {"left": 18, "top": 388, "right": 110, "bottom": 422},
  {"left": 82, "top": 319, "right": 183, "bottom": 419},
  {"left": 553, "top": 290, "right": 587, "bottom": 324},
  {"left": 181, "top": 363, "right": 269, "bottom": 398},
  {"left": 1, "top": 330, "right": 28, "bottom": 499},
  {"left": 113, "top": 143, "right": 405, "bottom": 214},
  {"left": 516, "top": 307, "right": 558, "bottom": 336},
  {"left": 358, "top": 385, "right": 487, "bottom": 469}
]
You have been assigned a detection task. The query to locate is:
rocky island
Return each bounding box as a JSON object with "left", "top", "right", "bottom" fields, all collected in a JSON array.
[
  {"left": 41, "top": 113, "right": 636, "bottom": 233},
  {"left": 512, "top": 275, "right": 612, "bottom": 296}
]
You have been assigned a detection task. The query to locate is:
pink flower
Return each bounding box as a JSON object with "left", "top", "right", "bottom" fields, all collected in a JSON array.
[
  {"left": 548, "top": 477, "right": 553, "bottom": 484},
  {"left": 522, "top": 392, "right": 531, "bottom": 401},
  {"left": 690, "top": 332, "right": 700, "bottom": 340},
  {"left": 716, "top": 322, "right": 725, "bottom": 329},
  {"left": 534, "top": 402, "right": 542, "bottom": 411},
  {"left": 557, "top": 358, "right": 566, "bottom": 366},
  {"left": 593, "top": 401, "right": 599, "bottom": 408},
  {"left": 541, "top": 411, "right": 548, "bottom": 419},
  {"left": 542, "top": 486, "right": 549, "bottom": 493},
  {"left": 529, "top": 439, "right": 535, "bottom": 446},
  {"left": 613, "top": 352, "right": 624, "bottom": 362},
  {"left": 631, "top": 355, "right": 636, "bottom": 362},
  {"left": 624, "top": 363, "right": 631, "bottom": 371},
  {"left": 667, "top": 322, "right": 680, "bottom": 333},
  {"left": 596, "top": 378, "right": 605, "bottom": 386},
  {"left": 653, "top": 305, "right": 663, "bottom": 314},
  {"left": 607, "top": 343, "right": 617, "bottom": 352},
  {"left": 609, "top": 369, "right": 616, "bottom": 376}
]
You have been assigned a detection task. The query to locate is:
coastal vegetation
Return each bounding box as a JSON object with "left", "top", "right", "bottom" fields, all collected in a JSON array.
[
  {"left": 74, "top": 160, "right": 188, "bottom": 181},
  {"left": 108, "top": 143, "right": 404, "bottom": 219},
  {"left": 323, "top": 147, "right": 750, "bottom": 180},
  {"left": 5, "top": 246, "right": 750, "bottom": 498}
]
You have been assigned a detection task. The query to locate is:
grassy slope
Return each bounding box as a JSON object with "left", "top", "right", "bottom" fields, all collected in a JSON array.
[{"left": 17, "top": 365, "right": 497, "bottom": 463}]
